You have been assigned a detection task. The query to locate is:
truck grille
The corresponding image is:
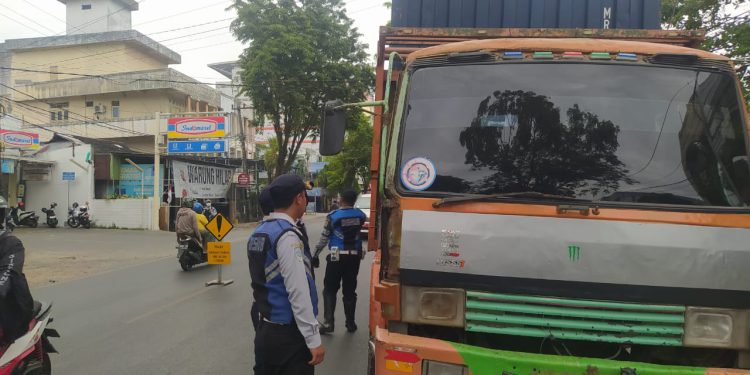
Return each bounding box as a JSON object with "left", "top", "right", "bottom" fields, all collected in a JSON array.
[{"left": 465, "top": 291, "right": 685, "bottom": 346}]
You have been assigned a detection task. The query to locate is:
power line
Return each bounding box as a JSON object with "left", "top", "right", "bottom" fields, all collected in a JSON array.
[
  {"left": 0, "top": 5, "right": 60, "bottom": 34},
  {"left": 134, "top": 0, "right": 230, "bottom": 27},
  {"left": 16, "top": 22, "right": 236, "bottom": 72},
  {"left": 0, "top": 102, "right": 88, "bottom": 138},
  {"left": 146, "top": 17, "right": 233, "bottom": 35},
  {"left": 21, "top": 0, "right": 67, "bottom": 23},
  {"left": 0, "top": 82, "right": 148, "bottom": 136},
  {"left": 0, "top": 11, "right": 50, "bottom": 36}
]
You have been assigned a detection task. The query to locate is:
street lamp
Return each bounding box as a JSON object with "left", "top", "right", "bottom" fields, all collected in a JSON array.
[{"left": 124, "top": 158, "right": 144, "bottom": 199}]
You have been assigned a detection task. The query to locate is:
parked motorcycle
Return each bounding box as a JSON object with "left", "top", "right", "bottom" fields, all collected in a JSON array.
[
  {"left": 0, "top": 301, "right": 60, "bottom": 375},
  {"left": 9, "top": 203, "right": 39, "bottom": 228},
  {"left": 40, "top": 203, "right": 58, "bottom": 228},
  {"left": 176, "top": 235, "right": 207, "bottom": 271},
  {"left": 5, "top": 211, "right": 15, "bottom": 232},
  {"left": 67, "top": 202, "right": 91, "bottom": 229}
]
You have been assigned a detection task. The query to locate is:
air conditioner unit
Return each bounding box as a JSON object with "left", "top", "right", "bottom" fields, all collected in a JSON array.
[{"left": 94, "top": 104, "right": 106, "bottom": 114}]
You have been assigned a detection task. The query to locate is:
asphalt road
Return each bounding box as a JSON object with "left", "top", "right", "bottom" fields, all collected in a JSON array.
[{"left": 31, "top": 215, "right": 371, "bottom": 374}]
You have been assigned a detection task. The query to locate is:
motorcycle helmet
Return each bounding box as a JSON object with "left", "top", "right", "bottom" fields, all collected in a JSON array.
[{"left": 193, "top": 202, "right": 204, "bottom": 214}]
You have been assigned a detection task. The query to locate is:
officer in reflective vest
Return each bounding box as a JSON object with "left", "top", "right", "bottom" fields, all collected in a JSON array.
[
  {"left": 248, "top": 174, "right": 324, "bottom": 374},
  {"left": 313, "top": 189, "right": 367, "bottom": 334}
]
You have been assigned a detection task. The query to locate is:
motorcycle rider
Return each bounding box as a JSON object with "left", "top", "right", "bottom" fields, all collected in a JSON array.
[
  {"left": 0, "top": 219, "right": 34, "bottom": 345},
  {"left": 193, "top": 202, "right": 210, "bottom": 248},
  {"left": 204, "top": 199, "right": 218, "bottom": 220},
  {"left": 176, "top": 199, "right": 202, "bottom": 251}
]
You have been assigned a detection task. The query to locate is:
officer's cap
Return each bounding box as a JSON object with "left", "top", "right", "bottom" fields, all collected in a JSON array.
[
  {"left": 268, "top": 174, "right": 311, "bottom": 208},
  {"left": 260, "top": 187, "right": 274, "bottom": 216}
]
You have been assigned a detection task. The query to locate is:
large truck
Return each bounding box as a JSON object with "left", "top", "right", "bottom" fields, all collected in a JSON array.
[{"left": 320, "top": 3, "right": 750, "bottom": 374}]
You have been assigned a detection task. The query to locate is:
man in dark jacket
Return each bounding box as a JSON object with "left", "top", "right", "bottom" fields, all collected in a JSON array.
[{"left": 0, "top": 229, "right": 34, "bottom": 345}]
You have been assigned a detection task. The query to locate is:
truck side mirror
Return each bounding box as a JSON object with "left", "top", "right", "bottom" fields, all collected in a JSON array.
[{"left": 320, "top": 100, "right": 347, "bottom": 156}]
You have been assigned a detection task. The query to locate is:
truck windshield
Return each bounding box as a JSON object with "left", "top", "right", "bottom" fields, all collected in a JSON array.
[{"left": 400, "top": 63, "right": 750, "bottom": 207}]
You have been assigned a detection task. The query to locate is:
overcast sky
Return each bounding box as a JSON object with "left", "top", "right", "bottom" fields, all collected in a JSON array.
[{"left": 0, "top": 0, "right": 390, "bottom": 83}]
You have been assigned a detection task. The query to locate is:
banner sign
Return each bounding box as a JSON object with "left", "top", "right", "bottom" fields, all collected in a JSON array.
[
  {"left": 167, "top": 139, "right": 227, "bottom": 154},
  {"left": 167, "top": 116, "right": 226, "bottom": 139},
  {"left": 118, "top": 163, "right": 164, "bottom": 197},
  {"left": 0, "top": 130, "right": 40, "bottom": 149},
  {"left": 172, "top": 160, "right": 233, "bottom": 199}
]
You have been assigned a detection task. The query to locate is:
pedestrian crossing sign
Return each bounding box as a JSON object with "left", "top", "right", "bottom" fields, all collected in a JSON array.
[{"left": 205, "top": 213, "right": 234, "bottom": 241}]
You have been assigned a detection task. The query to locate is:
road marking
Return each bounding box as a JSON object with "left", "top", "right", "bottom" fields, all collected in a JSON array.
[{"left": 126, "top": 287, "right": 214, "bottom": 324}]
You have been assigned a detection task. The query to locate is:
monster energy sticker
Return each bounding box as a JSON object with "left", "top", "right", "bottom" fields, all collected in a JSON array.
[{"left": 568, "top": 245, "right": 581, "bottom": 262}]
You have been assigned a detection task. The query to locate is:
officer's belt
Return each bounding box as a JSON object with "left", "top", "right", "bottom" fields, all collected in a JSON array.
[
  {"left": 337, "top": 250, "right": 360, "bottom": 255},
  {"left": 261, "top": 316, "right": 295, "bottom": 327}
]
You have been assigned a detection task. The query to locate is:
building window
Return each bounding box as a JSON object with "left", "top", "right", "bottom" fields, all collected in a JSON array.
[
  {"left": 63, "top": 110, "right": 69, "bottom": 120},
  {"left": 49, "top": 102, "right": 68, "bottom": 109},
  {"left": 85, "top": 101, "right": 93, "bottom": 107},
  {"left": 50, "top": 112, "right": 55, "bottom": 121},
  {"left": 112, "top": 100, "right": 120, "bottom": 118},
  {"left": 57, "top": 111, "right": 63, "bottom": 121},
  {"left": 82, "top": 4, "right": 91, "bottom": 10}
]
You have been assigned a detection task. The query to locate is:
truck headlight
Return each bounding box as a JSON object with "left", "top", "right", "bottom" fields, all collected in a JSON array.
[
  {"left": 423, "top": 361, "right": 468, "bottom": 375},
  {"left": 401, "top": 286, "right": 465, "bottom": 327},
  {"left": 684, "top": 307, "right": 750, "bottom": 349}
]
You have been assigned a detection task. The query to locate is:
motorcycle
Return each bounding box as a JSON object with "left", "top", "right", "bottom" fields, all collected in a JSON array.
[
  {"left": 40, "top": 203, "right": 58, "bottom": 228},
  {"left": 0, "top": 301, "right": 60, "bottom": 375},
  {"left": 9, "top": 203, "right": 39, "bottom": 228},
  {"left": 5, "top": 211, "right": 15, "bottom": 232},
  {"left": 67, "top": 202, "right": 91, "bottom": 229},
  {"left": 176, "top": 235, "right": 207, "bottom": 271}
]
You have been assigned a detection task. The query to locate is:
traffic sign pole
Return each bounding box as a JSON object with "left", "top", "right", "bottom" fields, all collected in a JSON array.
[{"left": 205, "top": 213, "right": 234, "bottom": 287}]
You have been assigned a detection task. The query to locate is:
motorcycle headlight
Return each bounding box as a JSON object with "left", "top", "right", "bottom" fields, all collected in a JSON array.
[
  {"left": 401, "top": 286, "right": 465, "bottom": 327},
  {"left": 684, "top": 307, "right": 750, "bottom": 349}
]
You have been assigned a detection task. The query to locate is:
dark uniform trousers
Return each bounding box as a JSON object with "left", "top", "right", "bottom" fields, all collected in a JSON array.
[
  {"left": 254, "top": 320, "right": 313, "bottom": 375},
  {"left": 323, "top": 254, "right": 361, "bottom": 305}
]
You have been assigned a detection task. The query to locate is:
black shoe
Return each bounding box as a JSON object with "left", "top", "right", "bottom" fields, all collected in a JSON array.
[
  {"left": 319, "top": 320, "right": 334, "bottom": 335},
  {"left": 345, "top": 321, "right": 357, "bottom": 333},
  {"left": 320, "top": 292, "right": 336, "bottom": 334},
  {"left": 343, "top": 300, "right": 357, "bottom": 333}
]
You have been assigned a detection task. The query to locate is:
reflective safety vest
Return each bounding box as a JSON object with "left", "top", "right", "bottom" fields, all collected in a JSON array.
[
  {"left": 247, "top": 219, "right": 318, "bottom": 324},
  {"left": 327, "top": 208, "right": 367, "bottom": 253}
]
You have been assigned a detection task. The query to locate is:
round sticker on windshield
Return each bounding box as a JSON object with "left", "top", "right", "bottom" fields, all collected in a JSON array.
[{"left": 401, "top": 157, "right": 437, "bottom": 191}]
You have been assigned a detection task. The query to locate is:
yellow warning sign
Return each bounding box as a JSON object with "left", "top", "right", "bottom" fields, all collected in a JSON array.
[
  {"left": 207, "top": 242, "right": 231, "bottom": 265},
  {"left": 205, "top": 213, "right": 234, "bottom": 241}
]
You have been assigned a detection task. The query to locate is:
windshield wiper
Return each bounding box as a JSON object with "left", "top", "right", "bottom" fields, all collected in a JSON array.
[{"left": 432, "top": 191, "right": 591, "bottom": 208}]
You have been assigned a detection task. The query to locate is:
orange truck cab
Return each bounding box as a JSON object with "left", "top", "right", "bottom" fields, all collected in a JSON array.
[{"left": 320, "top": 26, "right": 750, "bottom": 375}]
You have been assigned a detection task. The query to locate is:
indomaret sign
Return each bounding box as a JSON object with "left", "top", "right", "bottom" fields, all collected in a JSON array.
[
  {"left": 167, "top": 116, "right": 226, "bottom": 139},
  {"left": 0, "top": 130, "right": 40, "bottom": 149}
]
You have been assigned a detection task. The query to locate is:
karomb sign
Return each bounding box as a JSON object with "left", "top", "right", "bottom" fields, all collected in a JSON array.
[
  {"left": 0, "top": 130, "right": 40, "bottom": 149},
  {"left": 167, "top": 116, "right": 225, "bottom": 139}
]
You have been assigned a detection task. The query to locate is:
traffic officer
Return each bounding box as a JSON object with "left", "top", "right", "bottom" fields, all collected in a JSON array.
[
  {"left": 313, "top": 189, "right": 367, "bottom": 334},
  {"left": 247, "top": 174, "right": 324, "bottom": 374}
]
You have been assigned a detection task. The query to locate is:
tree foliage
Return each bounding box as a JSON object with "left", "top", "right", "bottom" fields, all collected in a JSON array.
[
  {"left": 662, "top": 1, "right": 750, "bottom": 102},
  {"left": 231, "top": 0, "right": 373, "bottom": 177},
  {"left": 318, "top": 113, "right": 373, "bottom": 194},
  {"left": 459, "top": 90, "right": 632, "bottom": 197}
]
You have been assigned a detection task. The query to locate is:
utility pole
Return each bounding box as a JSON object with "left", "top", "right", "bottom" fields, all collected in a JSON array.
[
  {"left": 152, "top": 111, "right": 161, "bottom": 231},
  {"left": 234, "top": 101, "right": 248, "bottom": 174}
]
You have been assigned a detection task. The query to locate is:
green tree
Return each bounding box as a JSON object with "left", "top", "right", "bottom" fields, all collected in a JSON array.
[
  {"left": 260, "top": 137, "right": 279, "bottom": 178},
  {"left": 319, "top": 114, "right": 373, "bottom": 194},
  {"left": 662, "top": 1, "right": 750, "bottom": 102},
  {"left": 231, "top": 0, "right": 373, "bottom": 178}
]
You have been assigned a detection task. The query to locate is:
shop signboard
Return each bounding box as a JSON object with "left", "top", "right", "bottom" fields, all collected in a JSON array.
[
  {"left": 0, "top": 130, "right": 40, "bottom": 149},
  {"left": 172, "top": 160, "right": 234, "bottom": 199},
  {"left": 167, "top": 116, "right": 226, "bottom": 139}
]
